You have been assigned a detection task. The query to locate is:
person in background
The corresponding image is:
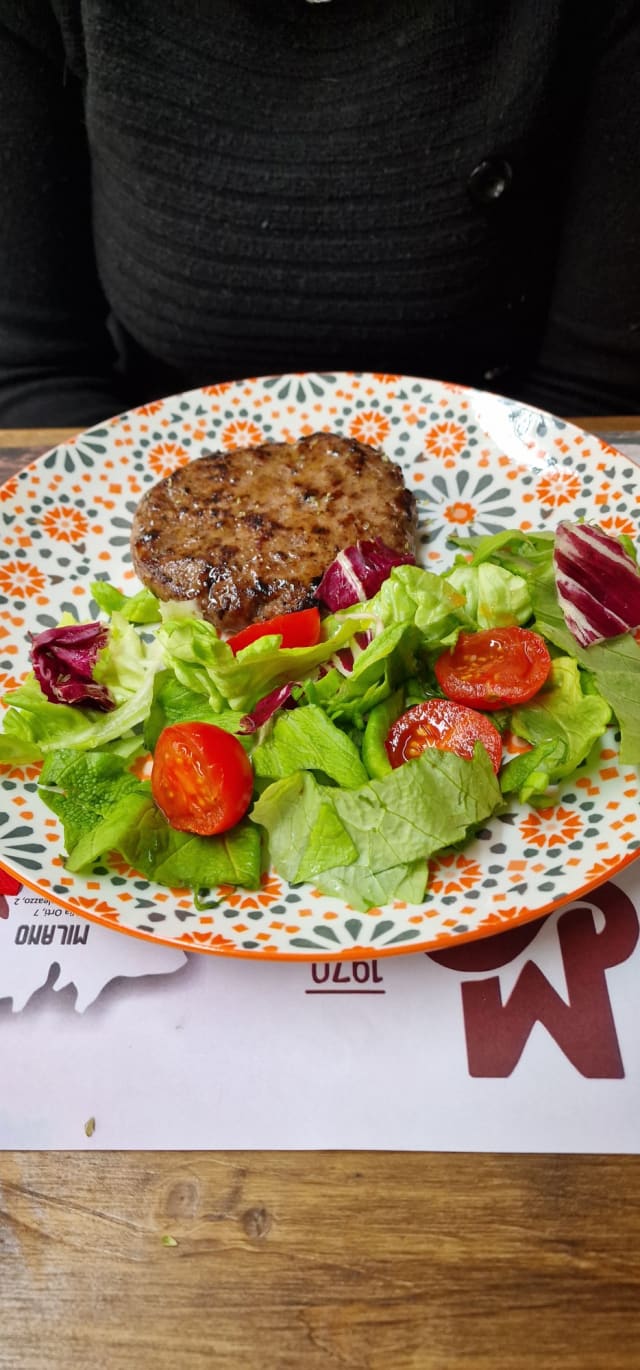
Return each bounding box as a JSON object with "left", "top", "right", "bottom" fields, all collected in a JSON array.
[{"left": 1, "top": 0, "right": 639, "bottom": 429}]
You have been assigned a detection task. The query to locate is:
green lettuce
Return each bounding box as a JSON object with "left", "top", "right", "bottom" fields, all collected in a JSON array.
[
  {"left": 38, "top": 747, "right": 261, "bottom": 888},
  {"left": 303, "top": 623, "right": 423, "bottom": 725},
  {"left": 451, "top": 529, "right": 556, "bottom": 581},
  {"left": 445, "top": 562, "right": 532, "bottom": 628},
  {"left": 116, "top": 805, "right": 261, "bottom": 890},
  {"left": 453, "top": 529, "right": 638, "bottom": 762},
  {"left": 0, "top": 672, "right": 154, "bottom": 761},
  {"left": 364, "top": 563, "right": 468, "bottom": 643},
  {"left": 0, "top": 607, "right": 160, "bottom": 763},
  {"left": 531, "top": 576, "right": 640, "bottom": 763},
  {"left": 143, "top": 671, "right": 247, "bottom": 751},
  {"left": 510, "top": 657, "right": 612, "bottom": 778},
  {"left": 249, "top": 772, "right": 358, "bottom": 884},
  {"left": 157, "top": 613, "right": 368, "bottom": 714},
  {"left": 330, "top": 742, "right": 501, "bottom": 868},
  {"left": 500, "top": 739, "right": 569, "bottom": 805},
  {"left": 252, "top": 704, "right": 369, "bottom": 788},
  {"left": 499, "top": 657, "right": 612, "bottom": 802},
  {"left": 251, "top": 743, "right": 501, "bottom": 912},
  {"left": 91, "top": 581, "right": 162, "bottom": 624},
  {"left": 38, "top": 748, "right": 149, "bottom": 855},
  {"left": 315, "top": 856, "right": 428, "bottom": 912}
]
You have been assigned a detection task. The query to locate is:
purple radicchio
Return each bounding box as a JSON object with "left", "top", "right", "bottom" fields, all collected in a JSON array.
[
  {"left": 238, "top": 682, "right": 297, "bottom": 734},
  {"left": 315, "top": 538, "right": 415, "bottom": 612},
  {"left": 553, "top": 520, "right": 640, "bottom": 648},
  {"left": 30, "top": 622, "right": 115, "bottom": 711}
]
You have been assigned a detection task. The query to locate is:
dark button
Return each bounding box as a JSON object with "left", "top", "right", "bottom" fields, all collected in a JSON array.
[
  {"left": 482, "top": 364, "right": 509, "bottom": 384},
  {"left": 467, "top": 157, "right": 513, "bottom": 205}
]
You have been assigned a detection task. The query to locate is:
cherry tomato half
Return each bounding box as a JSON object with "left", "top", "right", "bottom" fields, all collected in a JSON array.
[
  {"left": 385, "top": 699, "right": 503, "bottom": 774},
  {"left": 151, "top": 722, "right": 253, "bottom": 836},
  {"left": 434, "top": 626, "right": 551, "bottom": 711},
  {"left": 228, "top": 607, "right": 321, "bottom": 656}
]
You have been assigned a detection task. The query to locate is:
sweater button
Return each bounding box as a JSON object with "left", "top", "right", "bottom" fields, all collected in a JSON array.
[{"left": 468, "top": 157, "right": 513, "bottom": 204}]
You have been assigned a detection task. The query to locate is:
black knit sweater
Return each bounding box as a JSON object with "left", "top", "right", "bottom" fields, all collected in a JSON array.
[{"left": 1, "top": 0, "right": 639, "bottom": 425}]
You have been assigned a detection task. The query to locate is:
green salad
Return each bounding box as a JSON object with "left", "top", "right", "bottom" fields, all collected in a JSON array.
[{"left": 1, "top": 523, "right": 640, "bottom": 914}]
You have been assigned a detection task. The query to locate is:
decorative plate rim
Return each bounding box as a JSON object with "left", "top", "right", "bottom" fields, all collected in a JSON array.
[{"left": 1, "top": 849, "right": 640, "bottom": 962}]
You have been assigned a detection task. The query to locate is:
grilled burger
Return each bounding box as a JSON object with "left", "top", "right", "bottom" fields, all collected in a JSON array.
[{"left": 130, "top": 431, "right": 416, "bottom": 633}]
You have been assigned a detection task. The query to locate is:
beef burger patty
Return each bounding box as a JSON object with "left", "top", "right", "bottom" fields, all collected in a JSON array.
[{"left": 130, "top": 431, "right": 416, "bottom": 632}]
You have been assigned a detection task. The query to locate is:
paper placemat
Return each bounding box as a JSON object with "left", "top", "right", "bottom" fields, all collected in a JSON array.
[
  {"left": 1, "top": 438, "right": 638, "bottom": 1152},
  {"left": 1, "top": 864, "right": 639, "bottom": 1151}
]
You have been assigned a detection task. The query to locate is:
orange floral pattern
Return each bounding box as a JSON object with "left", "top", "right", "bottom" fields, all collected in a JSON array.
[
  {"left": 147, "top": 440, "right": 190, "bottom": 478},
  {"left": 349, "top": 411, "right": 391, "bottom": 446},
  {"left": 220, "top": 419, "right": 264, "bottom": 449},
  {"left": 201, "top": 382, "right": 232, "bottom": 397},
  {"left": 0, "top": 560, "right": 47, "bottom": 598},
  {"left": 429, "top": 854, "right": 485, "bottom": 895},
  {"left": 535, "top": 470, "right": 582, "bottom": 508},
  {"left": 443, "top": 501, "right": 476, "bottom": 526},
  {"left": 519, "top": 805, "right": 584, "bottom": 848},
  {"left": 217, "top": 874, "right": 284, "bottom": 911},
  {"left": 40, "top": 506, "right": 90, "bottom": 543},
  {"left": 423, "top": 421, "right": 468, "bottom": 461},
  {"left": 599, "top": 513, "right": 638, "bottom": 539}
]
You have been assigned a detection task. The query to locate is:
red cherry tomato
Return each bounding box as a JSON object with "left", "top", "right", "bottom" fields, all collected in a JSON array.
[
  {"left": 0, "top": 869, "right": 22, "bottom": 895},
  {"left": 385, "top": 699, "right": 503, "bottom": 774},
  {"left": 151, "top": 722, "right": 253, "bottom": 836},
  {"left": 434, "top": 626, "right": 551, "bottom": 710},
  {"left": 227, "top": 607, "right": 321, "bottom": 655}
]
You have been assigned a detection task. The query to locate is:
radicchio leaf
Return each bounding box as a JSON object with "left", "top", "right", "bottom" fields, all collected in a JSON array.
[
  {"left": 315, "top": 538, "right": 415, "bottom": 611},
  {"left": 239, "top": 682, "right": 296, "bottom": 733},
  {"left": 30, "top": 622, "right": 115, "bottom": 710},
  {"left": 330, "top": 631, "right": 373, "bottom": 677},
  {"left": 553, "top": 520, "right": 640, "bottom": 647}
]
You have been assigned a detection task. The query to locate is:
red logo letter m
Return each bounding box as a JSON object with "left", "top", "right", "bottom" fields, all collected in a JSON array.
[{"left": 460, "top": 885, "right": 638, "bottom": 1078}]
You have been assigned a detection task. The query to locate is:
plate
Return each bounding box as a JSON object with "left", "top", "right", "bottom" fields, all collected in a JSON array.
[{"left": 1, "top": 372, "right": 639, "bottom": 961}]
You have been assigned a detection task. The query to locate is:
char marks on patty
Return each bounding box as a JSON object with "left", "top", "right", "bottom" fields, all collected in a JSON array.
[{"left": 130, "top": 432, "right": 417, "bottom": 632}]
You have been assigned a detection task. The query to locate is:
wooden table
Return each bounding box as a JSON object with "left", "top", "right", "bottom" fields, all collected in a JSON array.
[{"left": 1, "top": 419, "right": 640, "bottom": 1370}]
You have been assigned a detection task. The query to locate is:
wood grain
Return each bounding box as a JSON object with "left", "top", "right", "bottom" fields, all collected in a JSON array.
[
  {"left": 570, "top": 415, "right": 640, "bottom": 434},
  {"left": 1, "top": 424, "right": 640, "bottom": 1370},
  {"left": 0, "top": 427, "right": 78, "bottom": 449},
  {"left": 1, "top": 1151, "right": 640, "bottom": 1370}
]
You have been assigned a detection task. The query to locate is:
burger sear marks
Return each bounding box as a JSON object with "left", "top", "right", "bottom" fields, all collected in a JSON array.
[{"left": 130, "top": 432, "right": 417, "bottom": 632}]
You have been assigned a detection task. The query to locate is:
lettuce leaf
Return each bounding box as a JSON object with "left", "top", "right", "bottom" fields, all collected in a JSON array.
[
  {"left": 0, "top": 606, "right": 161, "bottom": 765},
  {"left": 453, "top": 531, "right": 635, "bottom": 762},
  {"left": 38, "top": 747, "right": 261, "bottom": 888},
  {"left": 500, "top": 739, "right": 569, "bottom": 805},
  {"left": 143, "top": 671, "right": 247, "bottom": 751},
  {"left": 499, "top": 657, "right": 611, "bottom": 802},
  {"left": 252, "top": 704, "right": 369, "bottom": 788},
  {"left": 509, "top": 657, "right": 612, "bottom": 783},
  {"left": 250, "top": 772, "right": 358, "bottom": 883},
  {"left": 91, "top": 581, "right": 162, "bottom": 624},
  {"left": 364, "top": 563, "right": 468, "bottom": 643},
  {"left": 117, "top": 805, "right": 261, "bottom": 890},
  {"left": 157, "top": 613, "right": 368, "bottom": 714},
  {"left": 531, "top": 576, "right": 640, "bottom": 763},
  {"left": 451, "top": 529, "right": 556, "bottom": 580},
  {"left": 251, "top": 743, "right": 501, "bottom": 911},
  {"left": 0, "top": 672, "right": 155, "bottom": 760},
  {"left": 38, "top": 748, "right": 149, "bottom": 853},
  {"left": 330, "top": 743, "right": 501, "bottom": 871},
  {"left": 303, "top": 623, "right": 423, "bottom": 724},
  {"left": 445, "top": 562, "right": 532, "bottom": 628},
  {"left": 92, "top": 611, "right": 160, "bottom": 704},
  {"left": 314, "top": 856, "right": 428, "bottom": 911}
]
